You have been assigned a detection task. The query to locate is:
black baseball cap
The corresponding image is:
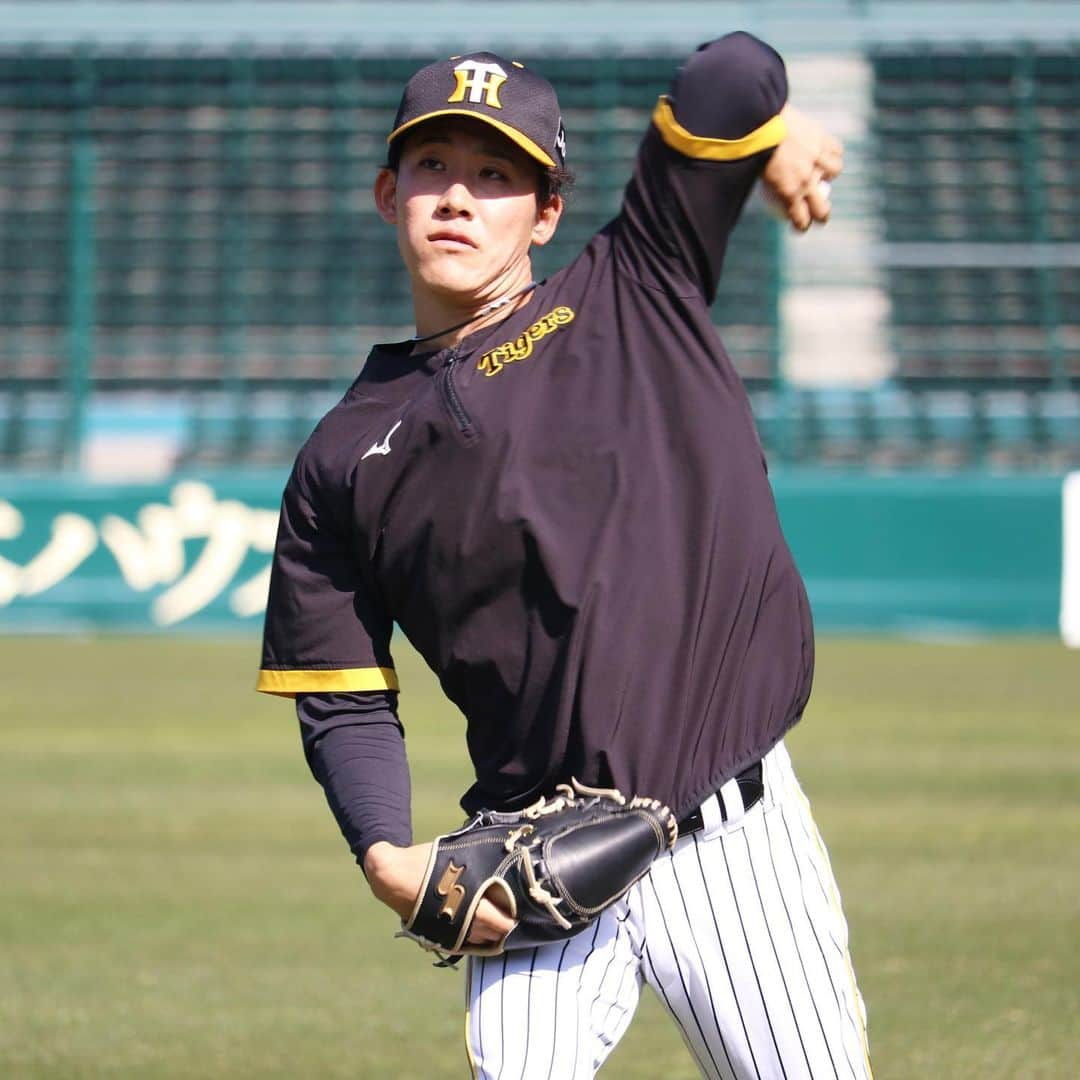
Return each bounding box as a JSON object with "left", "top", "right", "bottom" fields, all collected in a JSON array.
[{"left": 387, "top": 52, "right": 567, "bottom": 169}]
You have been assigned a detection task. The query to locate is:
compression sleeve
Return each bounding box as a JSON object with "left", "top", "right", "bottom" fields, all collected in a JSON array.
[
  {"left": 298, "top": 691, "right": 412, "bottom": 865},
  {"left": 616, "top": 31, "right": 788, "bottom": 303}
]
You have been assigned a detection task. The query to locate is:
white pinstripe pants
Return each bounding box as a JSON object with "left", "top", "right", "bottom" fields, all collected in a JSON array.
[{"left": 464, "top": 742, "right": 872, "bottom": 1079}]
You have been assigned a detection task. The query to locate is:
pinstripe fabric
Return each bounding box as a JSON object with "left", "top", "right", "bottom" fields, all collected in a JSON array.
[
  {"left": 467, "top": 913, "right": 643, "bottom": 1078},
  {"left": 465, "top": 743, "right": 871, "bottom": 1079}
]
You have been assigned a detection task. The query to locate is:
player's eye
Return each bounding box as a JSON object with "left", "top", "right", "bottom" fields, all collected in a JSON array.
[
  {"left": 480, "top": 166, "right": 509, "bottom": 182},
  {"left": 416, "top": 156, "right": 445, "bottom": 171}
]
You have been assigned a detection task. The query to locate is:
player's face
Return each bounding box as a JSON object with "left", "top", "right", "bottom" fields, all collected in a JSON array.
[{"left": 374, "top": 118, "right": 562, "bottom": 311}]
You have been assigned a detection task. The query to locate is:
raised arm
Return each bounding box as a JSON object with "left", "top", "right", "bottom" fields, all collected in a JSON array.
[{"left": 616, "top": 32, "right": 841, "bottom": 301}]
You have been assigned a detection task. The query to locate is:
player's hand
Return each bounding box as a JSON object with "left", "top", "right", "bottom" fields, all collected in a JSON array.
[
  {"left": 761, "top": 103, "right": 844, "bottom": 232},
  {"left": 364, "top": 840, "right": 517, "bottom": 948}
]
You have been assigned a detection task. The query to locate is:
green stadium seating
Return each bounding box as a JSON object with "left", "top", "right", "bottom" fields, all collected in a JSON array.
[
  {"left": 1, "top": 44, "right": 1077, "bottom": 471},
  {"left": 0, "top": 53, "right": 777, "bottom": 376},
  {"left": 871, "top": 46, "right": 1079, "bottom": 390}
]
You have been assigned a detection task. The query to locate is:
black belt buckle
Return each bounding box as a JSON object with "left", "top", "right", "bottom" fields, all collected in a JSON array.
[{"left": 677, "top": 760, "right": 764, "bottom": 838}]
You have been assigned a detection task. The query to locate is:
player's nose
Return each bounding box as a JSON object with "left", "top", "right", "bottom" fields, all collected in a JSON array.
[{"left": 435, "top": 180, "right": 475, "bottom": 219}]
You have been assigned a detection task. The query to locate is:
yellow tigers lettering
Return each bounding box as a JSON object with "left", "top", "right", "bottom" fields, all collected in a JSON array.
[{"left": 477, "top": 306, "right": 575, "bottom": 377}]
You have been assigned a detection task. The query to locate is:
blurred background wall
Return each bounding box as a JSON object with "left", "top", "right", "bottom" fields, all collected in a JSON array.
[{"left": 0, "top": 0, "right": 1077, "bottom": 637}]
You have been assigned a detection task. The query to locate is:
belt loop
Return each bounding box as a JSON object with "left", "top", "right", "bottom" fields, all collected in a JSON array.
[
  {"left": 699, "top": 790, "right": 725, "bottom": 835},
  {"left": 763, "top": 740, "right": 788, "bottom": 807},
  {"left": 718, "top": 775, "right": 745, "bottom": 823}
]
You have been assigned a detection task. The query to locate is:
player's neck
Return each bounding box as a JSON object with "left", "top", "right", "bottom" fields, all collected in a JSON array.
[{"left": 410, "top": 275, "right": 538, "bottom": 354}]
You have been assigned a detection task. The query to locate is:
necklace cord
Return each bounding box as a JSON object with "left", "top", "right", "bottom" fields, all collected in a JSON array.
[{"left": 410, "top": 280, "right": 538, "bottom": 346}]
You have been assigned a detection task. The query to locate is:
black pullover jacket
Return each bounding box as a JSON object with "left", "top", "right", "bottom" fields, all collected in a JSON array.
[{"left": 258, "top": 33, "right": 814, "bottom": 857}]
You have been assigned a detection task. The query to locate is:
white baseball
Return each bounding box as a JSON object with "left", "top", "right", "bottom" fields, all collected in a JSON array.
[{"left": 761, "top": 177, "right": 833, "bottom": 220}]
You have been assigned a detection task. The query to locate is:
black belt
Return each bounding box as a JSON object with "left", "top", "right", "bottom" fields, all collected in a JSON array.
[{"left": 677, "top": 761, "right": 764, "bottom": 838}]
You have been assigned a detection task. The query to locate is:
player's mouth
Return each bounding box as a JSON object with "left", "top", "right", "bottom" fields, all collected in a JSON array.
[{"left": 428, "top": 230, "right": 478, "bottom": 250}]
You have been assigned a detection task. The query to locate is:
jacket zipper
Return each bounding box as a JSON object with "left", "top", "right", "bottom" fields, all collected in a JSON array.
[{"left": 440, "top": 348, "right": 474, "bottom": 434}]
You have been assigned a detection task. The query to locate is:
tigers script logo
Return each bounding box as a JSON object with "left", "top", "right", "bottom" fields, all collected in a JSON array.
[{"left": 477, "top": 306, "right": 575, "bottom": 377}]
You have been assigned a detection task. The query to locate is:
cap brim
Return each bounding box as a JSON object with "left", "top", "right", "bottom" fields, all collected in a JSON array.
[{"left": 387, "top": 109, "right": 556, "bottom": 169}]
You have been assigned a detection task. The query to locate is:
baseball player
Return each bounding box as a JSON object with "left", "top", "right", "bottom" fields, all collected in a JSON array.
[{"left": 258, "top": 31, "right": 871, "bottom": 1079}]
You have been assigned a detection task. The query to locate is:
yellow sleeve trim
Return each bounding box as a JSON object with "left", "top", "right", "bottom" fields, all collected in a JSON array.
[
  {"left": 256, "top": 666, "right": 400, "bottom": 697},
  {"left": 651, "top": 97, "right": 787, "bottom": 161}
]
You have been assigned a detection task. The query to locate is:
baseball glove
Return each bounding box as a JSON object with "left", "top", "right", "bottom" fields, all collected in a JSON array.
[{"left": 398, "top": 779, "right": 678, "bottom": 965}]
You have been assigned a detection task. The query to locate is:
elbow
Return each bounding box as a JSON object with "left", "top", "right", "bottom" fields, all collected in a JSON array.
[{"left": 673, "top": 32, "right": 788, "bottom": 139}]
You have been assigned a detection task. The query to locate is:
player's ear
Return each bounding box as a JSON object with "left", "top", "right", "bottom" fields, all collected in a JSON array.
[
  {"left": 374, "top": 168, "right": 398, "bottom": 225},
  {"left": 531, "top": 194, "right": 563, "bottom": 248}
]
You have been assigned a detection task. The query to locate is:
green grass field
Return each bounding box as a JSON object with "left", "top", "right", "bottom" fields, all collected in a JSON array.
[{"left": 2, "top": 635, "right": 1078, "bottom": 1078}]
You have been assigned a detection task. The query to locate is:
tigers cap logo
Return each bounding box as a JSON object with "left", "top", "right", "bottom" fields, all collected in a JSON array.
[
  {"left": 448, "top": 59, "right": 508, "bottom": 109},
  {"left": 387, "top": 51, "right": 567, "bottom": 169}
]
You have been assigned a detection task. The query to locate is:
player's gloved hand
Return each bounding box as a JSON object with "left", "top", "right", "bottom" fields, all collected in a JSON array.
[
  {"left": 761, "top": 103, "right": 844, "bottom": 232},
  {"left": 396, "top": 781, "right": 677, "bottom": 966},
  {"left": 364, "top": 840, "right": 517, "bottom": 949}
]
